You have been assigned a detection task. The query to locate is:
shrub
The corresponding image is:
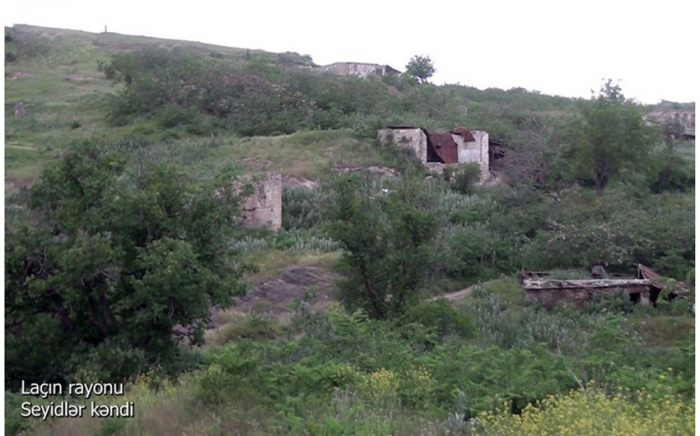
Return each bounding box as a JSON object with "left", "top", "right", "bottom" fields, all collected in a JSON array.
[
  {"left": 97, "top": 60, "right": 117, "bottom": 80},
  {"left": 445, "top": 223, "right": 511, "bottom": 281},
  {"left": 650, "top": 155, "right": 695, "bottom": 193},
  {"left": 449, "top": 162, "right": 482, "bottom": 195},
  {"left": 322, "top": 170, "right": 438, "bottom": 319},
  {"left": 5, "top": 139, "right": 253, "bottom": 386},
  {"left": 359, "top": 369, "right": 400, "bottom": 403},
  {"left": 282, "top": 186, "right": 329, "bottom": 230},
  {"left": 585, "top": 291, "right": 635, "bottom": 314},
  {"left": 401, "top": 299, "right": 475, "bottom": 339},
  {"left": 193, "top": 363, "right": 234, "bottom": 405},
  {"left": 473, "top": 385, "right": 694, "bottom": 436}
]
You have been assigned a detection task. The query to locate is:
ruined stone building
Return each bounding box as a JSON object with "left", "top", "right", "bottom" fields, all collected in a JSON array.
[
  {"left": 377, "top": 126, "right": 504, "bottom": 181},
  {"left": 522, "top": 264, "right": 688, "bottom": 309},
  {"left": 645, "top": 108, "right": 696, "bottom": 139},
  {"left": 239, "top": 173, "right": 282, "bottom": 231},
  {"left": 320, "top": 62, "right": 401, "bottom": 78}
]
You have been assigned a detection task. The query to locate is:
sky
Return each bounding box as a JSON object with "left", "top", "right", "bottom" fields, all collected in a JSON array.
[{"left": 3, "top": 0, "right": 699, "bottom": 104}]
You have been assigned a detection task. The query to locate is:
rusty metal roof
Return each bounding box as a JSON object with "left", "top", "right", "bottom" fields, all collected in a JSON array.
[
  {"left": 381, "top": 126, "right": 479, "bottom": 165},
  {"left": 427, "top": 126, "right": 476, "bottom": 164},
  {"left": 427, "top": 132, "right": 458, "bottom": 163},
  {"left": 451, "top": 126, "right": 476, "bottom": 143},
  {"left": 636, "top": 264, "right": 687, "bottom": 292}
]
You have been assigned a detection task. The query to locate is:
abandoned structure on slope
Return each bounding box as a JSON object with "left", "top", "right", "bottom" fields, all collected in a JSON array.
[
  {"left": 645, "top": 108, "right": 696, "bottom": 140},
  {"left": 238, "top": 173, "right": 283, "bottom": 232},
  {"left": 522, "top": 264, "right": 688, "bottom": 309},
  {"left": 377, "top": 126, "right": 505, "bottom": 181},
  {"left": 320, "top": 62, "right": 401, "bottom": 78}
]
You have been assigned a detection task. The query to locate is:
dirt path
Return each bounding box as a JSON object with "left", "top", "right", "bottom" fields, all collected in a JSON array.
[
  {"left": 209, "top": 269, "right": 476, "bottom": 329},
  {"left": 427, "top": 286, "right": 475, "bottom": 302},
  {"left": 6, "top": 144, "right": 37, "bottom": 150}
]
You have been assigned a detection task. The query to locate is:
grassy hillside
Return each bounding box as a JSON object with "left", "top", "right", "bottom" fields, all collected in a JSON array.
[
  {"left": 7, "top": 24, "right": 692, "bottom": 193},
  {"left": 4, "top": 25, "right": 586, "bottom": 189},
  {"left": 5, "top": 24, "right": 695, "bottom": 436},
  {"left": 5, "top": 24, "right": 319, "bottom": 191}
]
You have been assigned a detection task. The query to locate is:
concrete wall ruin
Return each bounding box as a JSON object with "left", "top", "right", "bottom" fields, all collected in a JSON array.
[
  {"left": 646, "top": 108, "right": 696, "bottom": 138},
  {"left": 240, "top": 173, "right": 282, "bottom": 231},
  {"left": 525, "top": 287, "right": 651, "bottom": 309},
  {"left": 321, "top": 62, "right": 400, "bottom": 78},
  {"left": 378, "top": 128, "right": 428, "bottom": 163},
  {"left": 378, "top": 127, "right": 490, "bottom": 180},
  {"left": 457, "top": 130, "right": 489, "bottom": 179}
]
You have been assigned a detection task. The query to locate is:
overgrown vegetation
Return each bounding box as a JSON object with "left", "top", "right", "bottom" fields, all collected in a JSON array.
[
  {"left": 322, "top": 169, "right": 438, "bottom": 318},
  {"left": 95, "top": 46, "right": 592, "bottom": 141},
  {"left": 5, "top": 139, "right": 253, "bottom": 386},
  {"left": 4, "top": 25, "right": 695, "bottom": 436},
  {"left": 12, "top": 285, "right": 694, "bottom": 435}
]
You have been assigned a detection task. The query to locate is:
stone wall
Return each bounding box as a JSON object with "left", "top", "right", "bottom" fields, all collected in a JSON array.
[
  {"left": 321, "top": 62, "right": 398, "bottom": 78},
  {"left": 646, "top": 108, "right": 696, "bottom": 138},
  {"left": 378, "top": 128, "right": 428, "bottom": 163},
  {"left": 525, "top": 286, "right": 651, "bottom": 309},
  {"left": 456, "top": 130, "right": 489, "bottom": 178},
  {"left": 240, "top": 173, "right": 282, "bottom": 231}
]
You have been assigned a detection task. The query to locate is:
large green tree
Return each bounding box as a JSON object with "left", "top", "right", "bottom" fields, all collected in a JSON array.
[
  {"left": 568, "top": 80, "right": 653, "bottom": 196},
  {"left": 405, "top": 55, "right": 436, "bottom": 84},
  {"left": 5, "top": 139, "right": 252, "bottom": 387},
  {"left": 322, "top": 170, "right": 437, "bottom": 319}
]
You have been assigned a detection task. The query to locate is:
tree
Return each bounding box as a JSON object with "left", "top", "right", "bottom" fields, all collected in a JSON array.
[
  {"left": 405, "top": 55, "right": 436, "bottom": 84},
  {"left": 568, "top": 80, "right": 653, "bottom": 196},
  {"left": 322, "top": 170, "right": 438, "bottom": 319},
  {"left": 500, "top": 115, "right": 570, "bottom": 191},
  {"left": 445, "top": 163, "right": 482, "bottom": 195},
  {"left": 649, "top": 114, "right": 694, "bottom": 192},
  {"left": 5, "top": 139, "right": 252, "bottom": 387}
]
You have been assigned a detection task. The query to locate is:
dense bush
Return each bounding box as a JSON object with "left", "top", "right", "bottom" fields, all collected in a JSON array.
[
  {"left": 648, "top": 149, "right": 695, "bottom": 193},
  {"left": 312, "top": 169, "right": 693, "bottom": 286},
  {"left": 473, "top": 384, "right": 694, "bottom": 436},
  {"left": 14, "top": 280, "right": 694, "bottom": 435},
  {"left": 5, "top": 139, "right": 254, "bottom": 387},
  {"left": 100, "top": 48, "right": 589, "bottom": 142},
  {"left": 436, "top": 185, "right": 694, "bottom": 281},
  {"left": 322, "top": 170, "right": 438, "bottom": 319},
  {"left": 192, "top": 285, "right": 693, "bottom": 421},
  {"left": 282, "top": 185, "right": 329, "bottom": 230},
  {"left": 445, "top": 162, "right": 481, "bottom": 195},
  {"left": 400, "top": 299, "right": 475, "bottom": 340}
]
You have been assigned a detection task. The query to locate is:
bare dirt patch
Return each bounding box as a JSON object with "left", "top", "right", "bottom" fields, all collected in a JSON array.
[
  {"left": 64, "top": 75, "right": 89, "bottom": 82},
  {"left": 5, "top": 176, "right": 34, "bottom": 194},
  {"left": 11, "top": 72, "right": 33, "bottom": 80},
  {"left": 210, "top": 265, "right": 338, "bottom": 327}
]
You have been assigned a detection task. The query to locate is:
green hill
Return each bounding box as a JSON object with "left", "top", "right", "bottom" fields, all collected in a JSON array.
[
  {"left": 8, "top": 24, "right": 693, "bottom": 196},
  {"left": 5, "top": 24, "right": 319, "bottom": 191},
  {"left": 4, "top": 24, "right": 585, "bottom": 191},
  {"left": 4, "top": 24, "right": 695, "bottom": 436}
]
